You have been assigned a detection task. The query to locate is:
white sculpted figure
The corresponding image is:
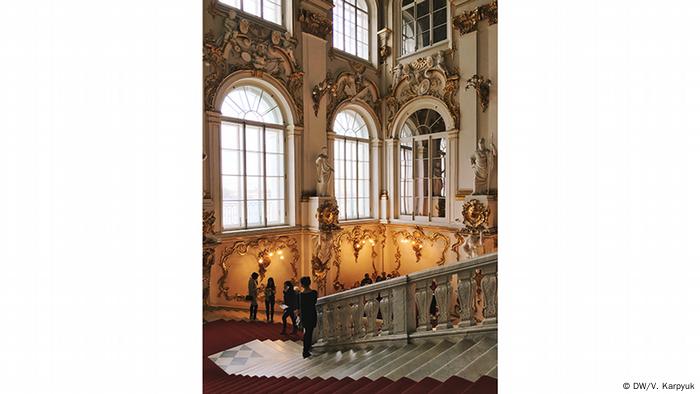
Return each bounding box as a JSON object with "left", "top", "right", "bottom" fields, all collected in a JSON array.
[
  {"left": 470, "top": 137, "right": 497, "bottom": 195},
  {"left": 316, "top": 146, "right": 334, "bottom": 196}
]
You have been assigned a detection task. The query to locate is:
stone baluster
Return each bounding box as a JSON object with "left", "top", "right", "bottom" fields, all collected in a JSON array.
[
  {"left": 434, "top": 274, "right": 453, "bottom": 329},
  {"left": 414, "top": 280, "right": 432, "bottom": 332},
  {"left": 351, "top": 297, "right": 363, "bottom": 338},
  {"left": 364, "top": 293, "right": 379, "bottom": 337},
  {"left": 378, "top": 288, "right": 392, "bottom": 335},
  {"left": 316, "top": 305, "right": 324, "bottom": 342},
  {"left": 457, "top": 270, "right": 474, "bottom": 327},
  {"left": 325, "top": 303, "right": 336, "bottom": 343},
  {"left": 392, "top": 285, "right": 407, "bottom": 335},
  {"left": 482, "top": 270, "right": 498, "bottom": 323}
]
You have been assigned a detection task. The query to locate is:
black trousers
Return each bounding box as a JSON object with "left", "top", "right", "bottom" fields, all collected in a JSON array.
[
  {"left": 281, "top": 308, "right": 297, "bottom": 332},
  {"left": 249, "top": 302, "right": 258, "bottom": 320},
  {"left": 302, "top": 325, "right": 315, "bottom": 356},
  {"left": 265, "top": 298, "right": 275, "bottom": 321}
]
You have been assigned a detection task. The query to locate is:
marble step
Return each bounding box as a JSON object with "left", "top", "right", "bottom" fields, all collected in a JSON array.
[
  {"left": 325, "top": 346, "right": 398, "bottom": 379},
  {"left": 252, "top": 349, "right": 335, "bottom": 377},
  {"left": 428, "top": 337, "right": 497, "bottom": 382},
  {"left": 365, "top": 343, "right": 435, "bottom": 380},
  {"left": 456, "top": 343, "right": 498, "bottom": 382},
  {"left": 486, "top": 365, "right": 497, "bottom": 379},
  {"left": 348, "top": 346, "right": 414, "bottom": 380},
  {"left": 404, "top": 338, "right": 476, "bottom": 382},
  {"left": 279, "top": 350, "right": 343, "bottom": 377},
  {"left": 296, "top": 348, "right": 361, "bottom": 378},
  {"left": 385, "top": 340, "right": 454, "bottom": 381},
  {"left": 318, "top": 348, "right": 377, "bottom": 380}
]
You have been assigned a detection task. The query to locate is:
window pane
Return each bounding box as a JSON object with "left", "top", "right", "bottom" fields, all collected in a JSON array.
[
  {"left": 221, "top": 122, "right": 243, "bottom": 150},
  {"left": 266, "top": 177, "right": 284, "bottom": 199},
  {"left": 433, "top": 24, "right": 447, "bottom": 44},
  {"left": 246, "top": 176, "right": 264, "bottom": 199},
  {"left": 246, "top": 125, "right": 263, "bottom": 152},
  {"left": 359, "top": 179, "right": 369, "bottom": 198},
  {"left": 262, "top": 0, "right": 281, "bottom": 24},
  {"left": 246, "top": 152, "right": 263, "bottom": 176},
  {"left": 221, "top": 150, "right": 244, "bottom": 175},
  {"left": 432, "top": 197, "right": 446, "bottom": 218},
  {"left": 433, "top": 0, "right": 447, "bottom": 11},
  {"left": 222, "top": 176, "right": 244, "bottom": 200},
  {"left": 265, "top": 129, "right": 284, "bottom": 153},
  {"left": 346, "top": 178, "right": 355, "bottom": 198},
  {"left": 266, "top": 199, "right": 284, "bottom": 225},
  {"left": 266, "top": 153, "right": 284, "bottom": 176},
  {"left": 416, "top": 0, "right": 429, "bottom": 18},
  {"left": 242, "top": 0, "right": 261, "bottom": 16},
  {"left": 247, "top": 200, "right": 264, "bottom": 226},
  {"left": 337, "top": 198, "right": 346, "bottom": 220},
  {"left": 417, "top": 15, "right": 430, "bottom": 48},
  {"left": 222, "top": 86, "right": 282, "bottom": 124},
  {"left": 356, "top": 0, "right": 368, "bottom": 12},
  {"left": 359, "top": 198, "right": 370, "bottom": 217},
  {"left": 433, "top": 8, "right": 447, "bottom": 26},
  {"left": 336, "top": 181, "right": 345, "bottom": 202},
  {"left": 222, "top": 200, "right": 244, "bottom": 229}
]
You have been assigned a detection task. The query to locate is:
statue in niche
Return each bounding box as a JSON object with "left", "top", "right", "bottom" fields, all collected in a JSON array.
[
  {"left": 315, "top": 146, "right": 334, "bottom": 197},
  {"left": 470, "top": 137, "right": 497, "bottom": 195}
]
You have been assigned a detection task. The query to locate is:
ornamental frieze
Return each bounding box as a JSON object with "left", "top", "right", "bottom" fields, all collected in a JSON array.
[
  {"left": 386, "top": 50, "right": 460, "bottom": 129},
  {"left": 453, "top": 1, "right": 498, "bottom": 36},
  {"left": 203, "top": 9, "right": 304, "bottom": 123}
]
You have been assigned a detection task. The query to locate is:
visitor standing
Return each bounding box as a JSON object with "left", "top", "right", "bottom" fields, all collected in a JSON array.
[
  {"left": 297, "top": 276, "right": 318, "bottom": 358},
  {"left": 264, "top": 278, "right": 276, "bottom": 323},
  {"left": 280, "top": 280, "right": 298, "bottom": 335},
  {"left": 248, "top": 272, "right": 259, "bottom": 320}
]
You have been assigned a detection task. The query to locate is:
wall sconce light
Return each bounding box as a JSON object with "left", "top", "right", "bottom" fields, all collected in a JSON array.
[{"left": 465, "top": 74, "right": 492, "bottom": 113}]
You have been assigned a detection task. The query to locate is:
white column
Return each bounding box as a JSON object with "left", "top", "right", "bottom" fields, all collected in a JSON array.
[
  {"left": 447, "top": 128, "right": 459, "bottom": 224},
  {"left": 385, "top": 138, "right": 399, "bottom": 219},
  {"left": 371, "top": 138, "right": 382, "bottom": 220},
  {"left": 206, "top": 110, "right": 222, "bottom": 233},
  {"left": 286, "top": 125, "right": 303, "bottom": 226}
]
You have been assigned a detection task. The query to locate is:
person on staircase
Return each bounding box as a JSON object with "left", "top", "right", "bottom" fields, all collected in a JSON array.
[
  {"left": 264, "top": 277, "right": 276, "bottom": 323},
  {"left": 248, "top": 272, "right": 259, "bottom": 321},
  {"left": 298, "top": 276, "right": 318, "bottom": 358},
  {"left": 280, "top": 280, "right": 298, "bottom": 335}
]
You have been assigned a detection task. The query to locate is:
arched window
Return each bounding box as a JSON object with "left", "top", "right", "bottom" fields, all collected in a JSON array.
[
  {"left": 333, "top": 0, "right": 370, "bottom": 60},
  {"left": 333, "top": 110, "right": 371, "bottom": 220},
  {"left": 401, "top": 0, "right": 447, "bottom": 55},
  {"left": 219, "top": 0, "right": 282, "bottom": 26},
  {"left": 220, "top": 85, "right": 286, "bottom": 230},
  {"left": 399, "top": 109, "right": 447, "bottom": 220}
]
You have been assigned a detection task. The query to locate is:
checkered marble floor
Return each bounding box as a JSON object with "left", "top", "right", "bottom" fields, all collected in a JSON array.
[{"left": 209, "top": 339, "right": 302, "bottom": 375}]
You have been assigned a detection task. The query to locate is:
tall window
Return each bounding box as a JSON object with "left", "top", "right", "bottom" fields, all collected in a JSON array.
[
  {"left": 333, "top": 0, "right": 370, "bottom": 60},
  {"left": 399, "top": 109, "right": 447, "bottom": 220},
  {"left": 333, "top": 110, "right": 371, "bottom": 220},
  {"left": 219, "top": 0, "right": 282, "bottom": 25},
  {"left": 401, "top": 0, "right": 447, "bottom": 55},
  {"left": 220, "top": 86, "right": 286, "bottom": 230}
]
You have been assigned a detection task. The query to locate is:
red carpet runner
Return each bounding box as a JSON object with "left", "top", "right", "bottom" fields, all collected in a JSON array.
[{"left": 203, "top": 319, "right": 496, "bottom": 393}]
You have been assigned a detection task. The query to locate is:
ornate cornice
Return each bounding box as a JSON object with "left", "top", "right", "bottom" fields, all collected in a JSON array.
[
  {"left": 386, "top": 50, "right": 460, "bottom": 129},
  {"left": 203, "top": 10, "right": 304, "bottom": 124},
  {"left": 453, "top": 1, "right": 498, "bottom": 36},
  {"left": 298, "top": 9, "right": 332, "bottom": 40}
]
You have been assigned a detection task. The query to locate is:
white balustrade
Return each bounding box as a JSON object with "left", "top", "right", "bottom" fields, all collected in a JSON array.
[{"left": 314, "top": 253, "right": 497, "bottom": 347}]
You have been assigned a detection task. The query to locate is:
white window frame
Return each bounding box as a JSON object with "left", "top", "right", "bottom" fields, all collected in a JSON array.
[
  {"left": 334, "top": 135, "right": 372, "bottom": 221},
  {"left": 218, "top": 0, "right": 288, "bottom": 29},
  {"left": 333, "top": 0, "right": 370, "bottom": 60},
  {"left": 400, "top": 0, "right": 449, "bottom": 56}
]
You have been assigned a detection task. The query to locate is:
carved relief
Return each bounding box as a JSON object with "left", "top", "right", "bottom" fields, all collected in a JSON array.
[
  {"left": 331, "top": 224, "right": 386, "bottom": 290},
  {"left": 203, "top": 10, "right": 304, "bottom": 123},
  {"left": 316, "top": 199, "right": 341, "bottom": 232},
  {"left": 452, "top": 199, "right": 493, "bottom": 260},
  {"left": 465, "top": 74, "right": 492, "bottom": 113},
  {"left": 311, "top": 66, "right": 380, "bottom": 123},
  {"left": 203, "top": 209, "right": 220, "bottom": 308},
  {"left": 453, "top": 1, "right": 498, "bottom": 36},
  {"left": 217, "top": 236, "right": 300, "bottom": 301},
  {"left": 312, "top": 199, "right": 342, "bottom": 294},
  {"left": 392, "top": 226, "right": 450, "bottom": 275},
  {"left": 386, "top": 50, "right": 460, "bottom": 130},
  {"left": 298, "top": 9, "right": 332, "bottom": 40}
]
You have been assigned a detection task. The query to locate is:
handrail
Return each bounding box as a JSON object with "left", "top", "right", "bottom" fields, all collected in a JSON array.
[{"left": 313, "top": 253, "right": 498, "bottom": 348}]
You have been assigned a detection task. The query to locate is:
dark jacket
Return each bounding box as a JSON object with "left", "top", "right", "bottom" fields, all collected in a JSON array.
[
  {"left": 283, "top": 288, "right": 298, "bottom": 310},
  {"left": 298, "top": 290, "right": 318, "bottom": 328}
]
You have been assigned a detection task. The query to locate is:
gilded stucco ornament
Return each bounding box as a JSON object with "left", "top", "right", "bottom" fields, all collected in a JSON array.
[
  {"left": 386, "top": 50, "right": 460, "bottom": 131},
  {"left": 203, "top": 9, "right": 304, "bottom": 123},
  {"left": 311, "top": 67, "right": 380, "bottom": 122},
  {"left": 465, "top": 74, "right": 492, "bottom": 113},
  {"left": 330, "top": 225, "right": 386, "bottom": 290},
  {"left": 316, "top": 199, "right": 341, "bottom": 232},
  {"left": 298, "top": 9, "right": 332, "bottom": 40},
  {"left": 452, "top": 199, "right": 495, "bottom": 260},
  {"left": 217, "top": 236, "right": 300, "bottom": 301},
  {"left": 453, "top": 1, "right": 498, "bottom": 36},
  {"left": 392, "top": 226, "right": 450, "bottom": 275},
  {"left": 203, "top": 209, "right": 220, "bottom": 308}
]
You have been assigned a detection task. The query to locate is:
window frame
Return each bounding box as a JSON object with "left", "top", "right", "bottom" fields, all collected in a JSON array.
[
  {"left": 219, "top": 89, "right": 288, "bottom": 231},
  {"left": 333, "top": 0, "right": 371, "bottom": 61},
  {"left": 333, "top": 110, "right": 372, "bottom": 221},
  {"left": 218, "top": 0, "right": 286, "bottom": 29},
  {"left": 399, "top": 0, "right": 449, "bottom": 56}
]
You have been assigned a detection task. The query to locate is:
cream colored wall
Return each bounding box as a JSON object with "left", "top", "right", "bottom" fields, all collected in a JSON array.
[{"left": 203, "top": 0, "right": 497, "bottom": 306}]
